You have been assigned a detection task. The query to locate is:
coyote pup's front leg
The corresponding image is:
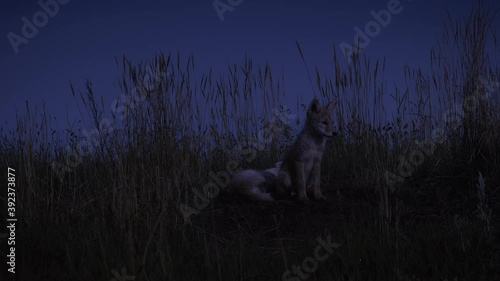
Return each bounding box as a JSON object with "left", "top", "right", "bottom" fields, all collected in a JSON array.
[
  {"left": 312, "top": 160, "right": 326, "bottom": 200},
  {"left": 295, "top": 161, "right": 308, "bottom": 201}
]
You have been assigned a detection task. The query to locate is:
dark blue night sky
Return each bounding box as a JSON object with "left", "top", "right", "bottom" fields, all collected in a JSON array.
[{"left": 0, "top": 0, "right": 488, "bottom": 131}]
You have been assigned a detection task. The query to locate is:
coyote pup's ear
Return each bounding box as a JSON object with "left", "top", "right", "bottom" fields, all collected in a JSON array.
[
  {"left": 308, "top": 98, "right": 321, "bottom": 115},
  {"left": 326, "top": 98, "right": 339, "bottom": 113}
]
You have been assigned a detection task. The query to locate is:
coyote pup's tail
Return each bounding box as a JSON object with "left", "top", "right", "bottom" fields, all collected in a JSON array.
[{"left": 229, "top": 162, "right": 281, "bottom": 201}]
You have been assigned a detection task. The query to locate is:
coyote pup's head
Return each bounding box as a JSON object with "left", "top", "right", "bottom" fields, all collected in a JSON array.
[{"left": 306, "top": 98, "right": 339, "bottom": 137}]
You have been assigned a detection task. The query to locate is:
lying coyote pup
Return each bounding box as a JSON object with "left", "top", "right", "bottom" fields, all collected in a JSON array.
[
  {"left": 229, "top": 97, "right": 339, "bottom": 201},
  {"left": 228, "top": 162, "right": 282, "bottom": 201},
  {"left": 276, "top": 97, "right": 339, "bottom": 201}
]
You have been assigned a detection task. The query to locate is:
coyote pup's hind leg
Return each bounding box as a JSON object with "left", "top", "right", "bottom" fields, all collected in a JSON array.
[
  {"left": 276, "top": 169, "right": 291, "bottom": 199},
  {"left": 312, "top": 160, "right": 326, "bottom": 200},
  {"left": 295, "top": 161, "right": 307, "bottom": 201}
]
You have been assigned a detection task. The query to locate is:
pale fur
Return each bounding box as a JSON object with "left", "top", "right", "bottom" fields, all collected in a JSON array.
[
  {"left": 228, "top": 162, "right": 282, "bottom": 201},
  {"left": 276, "top": 98, "right": 339, "bottom": 201}
]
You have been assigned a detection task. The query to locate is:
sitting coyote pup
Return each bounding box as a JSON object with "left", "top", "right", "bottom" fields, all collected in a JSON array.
[{"left": 276, "top": 98, "right": 339, "bottom": 201}]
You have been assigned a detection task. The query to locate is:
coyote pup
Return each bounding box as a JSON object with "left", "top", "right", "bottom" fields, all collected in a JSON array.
[
  {"left": 276, "top": 98, "right": 339, "bottom": 201},
  {"left": 228, "top": 162, "right": 282, "bottom": 201}
]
